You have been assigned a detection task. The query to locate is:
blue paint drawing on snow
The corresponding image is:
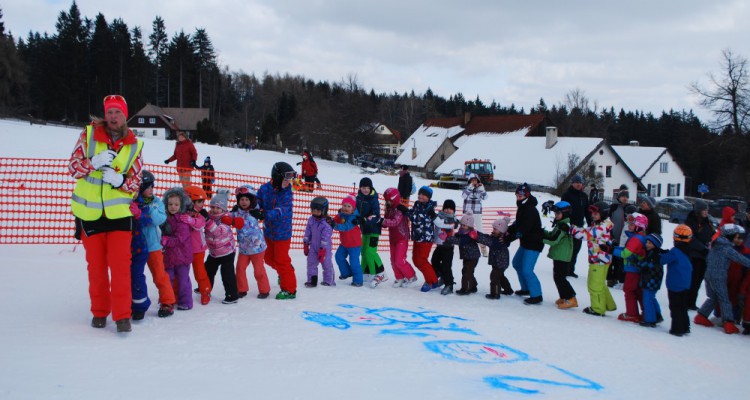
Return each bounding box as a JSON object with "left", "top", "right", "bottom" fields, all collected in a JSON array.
[
  {"left": 483, "top": 364, "right": 604, "bottom": 395},
  {"left": 423, "top": 340, "right": 530, "bottom": 364}
]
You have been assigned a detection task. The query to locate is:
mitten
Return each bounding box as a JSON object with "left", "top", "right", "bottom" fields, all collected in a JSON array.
[
  {"left": 164, "top": 159, "right": 170, "bottom": 164},
  {"left": 232, "top": 217, "right": 245, "bottom": 229},
  {"left": 557, "top": 223, "right": 570, "bottom": 233},
  {"left": 333, "top": 215, "right": 344, "bottom": 224},
  {"left": 600, "top": 243, "right": 611, "bottom": 254},
  {"left": 221, "top": 215, "right": 233, "bottom": 225},
  {"left": 179, "top": 214, "right": 195, "bottom": 226},
  {"left": 397, "top": 204, "right": 409, "bottom": 214},
  {"left": 318, "top": 248, "right": 326, "bottom": 263},
  {"left": 160, "top": 235, "right": 170, "bottom": 247},
  {"left": 468, "top": 230, "right": 478, "bottom": 240},
  {"left": 438, "top": 231, "right": 447, "bottom": 241},
  {"left": 249, "top": 209, "right": 265, "bottom": 221},
  {"left": 190, "top": 160, "right": 198, "bottom": 169},
  {"left": 101, "top": 167, "right": 124, "bottom": 188},
  {"left": 129, "top": 202, "right": 142, "bottom": 219},
  {"left": 90, "top": 150, "right": 116, "bottom": 170},
  {"left": 612, "top": 246, "right": 623, "bottom": 258},
  {"left": 303, "top": 243, "right": 310, "bottom": 256}
]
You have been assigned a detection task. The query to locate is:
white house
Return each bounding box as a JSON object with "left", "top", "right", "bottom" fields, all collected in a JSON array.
[{"left": 612, "top": 143, "right": 686, "bottom": 199}]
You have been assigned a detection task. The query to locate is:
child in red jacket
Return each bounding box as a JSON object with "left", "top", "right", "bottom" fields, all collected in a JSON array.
[{"left": 333, "top": 195, "right": 364, "bottom": 286}]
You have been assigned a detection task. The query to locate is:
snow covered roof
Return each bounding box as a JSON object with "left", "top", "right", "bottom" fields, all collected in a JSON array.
[
  {"left": 396, "top": 124, "right": 464, "bottom": 167},
  {"left": 435, "top": 135, "right": 605, "bottom": 187},
  {"left": 611, "top": 145, "right": 668, "bottom": 178}
]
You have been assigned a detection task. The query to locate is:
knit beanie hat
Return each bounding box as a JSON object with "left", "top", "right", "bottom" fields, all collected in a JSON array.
[
  {"left": 210, "top": 188, "right": 230, "bottom": 211},
  {"left": 418, "top": 186, "right": 433, "bottom": 199},
  {"left": 639, "top": 195, "right": 656, "bottom": 209},
  {"left": 516, "top": 182, "right": 531, "bottom": 197},
  {"left": 571, "top": 175, "right": 584, "bottom": 184},
  {"left": 359, "top": 177, "right": 373, "bottom": 189},
  {"left": 103, "top": 94, "right": 128, "bottom": 119},
  {"left": 693, "top": 199, "right": 708, "bottom": 213},
  {"left": 204, "top": 156, "right": 211, "bottom": 164},
  {"left": 442, "top": 199, "right": 456, "bottom": 212},
  {"left": 342, "top": 194, "right": 357, "bottom": 208},
  {"left": 618, "top": 190, "right": 630, "bottom": 200},
  {"left": 646, "top": 233, "right": 663, "bottom": 248},
  {"left": 492, "top": 216, "right": 511, "bottom": 233},
  {"left": 460, "top": 213, "right": 475, "bottom": 228},
  {"left": 722, "top": 223, "right": 744, "bottom": 239}
]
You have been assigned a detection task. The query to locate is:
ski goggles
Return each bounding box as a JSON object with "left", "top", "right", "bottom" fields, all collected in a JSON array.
[
  {"left": 626, "top": 214, "right": 638, "bottom": 223},
  {"left": 588, "top": 205, "right": 602, "bottom": 214},
  {"left": 283, "top": 171, "right": 296, "bottom": 180},
  {"left": 235, "top": 186, "right": 255, "bottom": 196}
]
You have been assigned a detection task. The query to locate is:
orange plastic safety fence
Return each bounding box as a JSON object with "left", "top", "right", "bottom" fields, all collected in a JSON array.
[{"left": 0, "top": 158, "right": 516, "bottom": 249}]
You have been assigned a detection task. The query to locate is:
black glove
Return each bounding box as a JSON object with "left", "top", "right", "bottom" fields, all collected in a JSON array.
[
  {"left": 557, "top": 222, "right": 570, "bottom": 233},
  {"left": 249, "top": 209, "right": 265, "bottom": 221},
  {"left": 296, "top": 161, "right": 302, "bottom": 166},
  {"left": 427, "top": 209, "right": 437, "bottom": 220},
  {"left": 164, "top": 159, "right": 170, "bottom": 164},
  {"left": 190, "top": 160, "right": 198, "bottom": 169},
  {"left": 397, "top": 204, "right": 409, "bottom": 214},
  {"left": 599, "top": 243, "right": 611, "bottom": 253}
]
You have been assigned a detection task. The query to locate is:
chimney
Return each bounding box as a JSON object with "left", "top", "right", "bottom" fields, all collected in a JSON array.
[
  {"left": 464, "top": 111, "right": 471, "bottom": 126},
  {"left": 411, "top": 147, "right": 417, "bottom": 160},
  {"left": 545, "top": 126, "right": 558, "bottom": 149},
  {"left": 629, "top": 140, "right": 640, "bottom": 146}
]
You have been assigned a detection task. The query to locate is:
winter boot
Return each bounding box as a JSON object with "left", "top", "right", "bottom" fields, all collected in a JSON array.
[
  {"left": 583, "top": 307, "right": 605, "bottom": 317},
  {"left": 617, "top": 313, "right": 640, "bottom": 323},
  {"left": 370, "top": 273, "right": 388, "bottom": 288},
  {"left": 639, "top": 321, "right": 657, "bottom": 328},
  {"left": 656, "top": 313, "right": 664, "bottom": 324},
  {"left": 401, "top": 276, "right": 418, "bottom": 288},
  {"left": 485, "top": 293, "right": 501, "bottom": 300},
  {"left": 132, "top": 311, "right": 145, "bottom": 321},
  {"left": 742, "top": 323, "right": 750, "bottom": 335},
  {"left": 222, "top": 296, "right": 238, "bottom": 304},
  {"left": 275, "top": 290, "right": 297, "bottom": 300},
  {"left": 392, "top": 278, "right": 404, "bottom": 288},
  {"left": 515, "top": 290, "right": 530, "bottom": 296},
  {"left": 558, "top": 297, "right": 578, "bottom": 309},
  {"left": 486, "top": 285, "right": 500, "bottom": 300},
  {"left": 158, "top": 304, "right": 174, "bottom": 318},
  {"left": 724, "top": 321, "right": 740, "bottom": 334},
  {"left": 305, "top": 276, "right": 318, "bottom": 288},
  {"left": 441, "top": 284, "right": 454, "bottom": 295},
  {"left": 91, "top": 317, "right": 107, "bottom": 328},
  {"left": 524, "top": 296, "right": 543, "bottom": 305},
  {"left": 693, "top": 313, "right": 714, "bottom": 327},
  {"left": 177, "top": 304, "right": 191, "bottom": 310},
  {"left": 455, "top": 288, "right": 472, "bottom": 296},
  {"left": 238, "top": 291, "right": 248, "bottom": 298},
  {"left": 257, "top": 293, "right": 270, "bottom": 299},
  {"left": 116, "top": 319, "right": 132, "bottom": 333},
  {"left": 555, "top": 298, "right": 564, "bottom": 305},
  {"left": 201, "top": 292, "right": 211, "bottom": 305}
]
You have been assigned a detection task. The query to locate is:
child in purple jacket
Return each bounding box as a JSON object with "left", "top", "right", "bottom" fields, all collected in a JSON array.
[
  {"left": 161, "top": 187, "right": 194, "bottom": 310},
  {"left": 303, "top": 197, "right": 335, "bottom": 287}
]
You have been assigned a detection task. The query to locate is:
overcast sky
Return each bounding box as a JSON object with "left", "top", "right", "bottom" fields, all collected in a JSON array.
[{"left": 3, "top": 0, "right": 749, "bottom": 120}]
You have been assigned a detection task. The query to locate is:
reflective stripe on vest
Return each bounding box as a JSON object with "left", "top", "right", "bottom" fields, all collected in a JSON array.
[{"left": 71, "top": 125, "right": 144, "bottom": 221}]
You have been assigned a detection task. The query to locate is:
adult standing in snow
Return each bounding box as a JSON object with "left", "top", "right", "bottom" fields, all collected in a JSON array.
[
  {"left": 397, "top": 165, "right": 414, "bottom": 207},
  {"left": 638, "top": 194, "right": 662, "bottom": 235},
  {"left": 462, "top": 173, "right": 488, "bottom": 256},
  {"left": 297, "top": 150, "right": 320, "bottom": 191},
  {"left": 68, "top": 94, "right": 144, "bottom": 333},
  {"left": 256, "top": 162, "right": 297, "bottom": 299},
  {"left": 561, "top": 175, "right": 592, "bottom": 278},
  {"left": 589, "top": 183, "right": 600, "bottom": 204},
  {"left": 198, "top": 156, "right": 215, "bottom": 198},
  {"left": 508, "top": 183, "right": 545, "bottom": 305},
  {"left": 164, "top": 131, "right": 197, "bottom": 187}
]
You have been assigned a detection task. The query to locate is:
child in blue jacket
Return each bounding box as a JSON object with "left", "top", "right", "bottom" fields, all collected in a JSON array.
[{"left": 661, "top": 225, "right": 694, "bottom": 336}]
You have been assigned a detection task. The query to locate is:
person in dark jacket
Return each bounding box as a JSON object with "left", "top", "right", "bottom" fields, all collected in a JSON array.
[
  {"left": 684, "top": 199, "right": 715, "bottom": 309},
  {"left": 662, "top": 224, "right": 694, "bottom": 336},
  {"left": 638, "top": 194, "right": 662, "bottom": 235},
  {"left": 508, "top": 183, "right": 545, "bottom": 305},
  {"left": 198, "top": 156, "right": 215, "bottom": 199},
  {"left": 589, "top": 183, "right": 600, "bottom": 204},
  {"left": 397, "top": 165, "right": 413, "bottom": 207},
  {"left": 561, "top": 175, "right": 592, "bottom": 278},
  {"left": 356, "top": 177, "right": 387, "bottom": 287}
]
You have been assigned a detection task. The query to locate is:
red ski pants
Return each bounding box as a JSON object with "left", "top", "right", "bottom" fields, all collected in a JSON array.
[
  {"left": 237, "top": 252, "right": 270, "bottom": 295},
  {"left": 146, "top": 251, "right": 176, "bottom": 305},
  {"left": 264, "top": 240, "right": 297, "bottom": 293},
  {"left": 82, "top": 231, "right": 132, "bottom": 321},
  {"left": 412, "top": 241, "right": 438, "bottom": 284}
]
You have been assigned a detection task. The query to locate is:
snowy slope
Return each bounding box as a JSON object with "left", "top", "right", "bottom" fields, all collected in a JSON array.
[{"left": 0, "top": 119, "right": 748, "bottom": 400}]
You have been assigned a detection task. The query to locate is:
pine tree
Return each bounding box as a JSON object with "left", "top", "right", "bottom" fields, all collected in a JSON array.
[
  {"left": 0, "top": 8, "right": 28, "bottom": 112},
  {"left": 148, "top": 16, "right": 167, "bottom": 106},
  {"left": 54, "top": 1, "right": 90, "bottom": 121},
  {"left": 192, "top": 28, "right": 216, "bottom": 109}
]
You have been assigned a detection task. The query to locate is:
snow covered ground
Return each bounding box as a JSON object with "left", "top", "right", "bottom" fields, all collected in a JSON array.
[{"left": 0, "top": 119, "right": 748, "bottom": 400}]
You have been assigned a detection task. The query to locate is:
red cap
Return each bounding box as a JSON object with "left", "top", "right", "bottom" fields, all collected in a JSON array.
[{"left": 103, "top": 95, "right": 128, "bottom": 119}]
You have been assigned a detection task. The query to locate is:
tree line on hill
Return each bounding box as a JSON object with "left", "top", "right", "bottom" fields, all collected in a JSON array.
[{"left": 0, "top": 3, "right": 749, "bottom": 199}]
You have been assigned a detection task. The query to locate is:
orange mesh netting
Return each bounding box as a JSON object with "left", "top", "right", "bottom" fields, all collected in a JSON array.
[{"left": 0, "top": 158, "right": 516, "bottom": 248}]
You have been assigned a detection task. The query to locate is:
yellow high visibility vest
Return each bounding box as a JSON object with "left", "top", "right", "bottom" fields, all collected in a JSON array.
[{"left": 71, "top": 125, "right": 144, "bottom": 221}]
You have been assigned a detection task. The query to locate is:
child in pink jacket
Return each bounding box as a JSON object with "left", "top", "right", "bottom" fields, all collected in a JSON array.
[
  {"left": 381, "top": 188, "right": 417, "bottom": 288},
  {"left": 204, "top": 189, "right": 244, "bottom": 304},
  {"left": 161, "top": 187, "right": 194, "bottom": 310}
]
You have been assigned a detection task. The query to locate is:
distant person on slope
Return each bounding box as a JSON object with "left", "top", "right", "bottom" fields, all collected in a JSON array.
[
  {"left": 164, "top": 131, "right": 197, "bottom": 187},
  {"left": 198, "top": 156, "right": 215, "bottom": 199},
  {"left": 297, "top": 150, "right": 320, "bottom": 191}
]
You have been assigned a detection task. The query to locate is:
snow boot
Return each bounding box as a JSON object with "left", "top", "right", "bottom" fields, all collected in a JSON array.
[
  {"left": 351, "top": 282, "right": 363, "bottom": 287},
  {"left": 392, "top": 278, "right": 404, "bottom": 288},
  {"left": 515, "top": 290, "right": 530, "bottom": 296},
  {"left": 639, "top": 321, "right": 657, "bottom": 328},
  {"left": 91, "top": 317, "right": 107, "bottom": 328},
  {"left": 617, "top": 313, "right": 640, "bottom": 323},
  {"left": 401, "top": 276, "right": 418, "bottom": 288},
  {"left": 455, "top": 287, "right": 472, "bottom": 296},
  {"left": 239, "top": 291, "right": 248, "bottom": 298},
  {"left": 742, "top": 323, "right": 750, "bottom": 335},
  {"left": 370, "top": 273, "right": 387, "bottom": 288},
  {"left": 441, "top": 284, "right": 454, "bottom": 295},
  {"left": 524, "top": 296, "right": 543, "bottom": 305},
  {"left": 555, "top": 298, "right": 564, "bottom": 305},
  {"left": 257, "top": 292, "right": 270, "bottom": 299},
  {"left": 305, "top": 276, "right": 318, "bottom": 288},
  {"left": 116, "top": 319, "right": 132, "bottom": 333},
  {"left": 656, "top": 313, "right": 664, "bottom": 324},
  {"left": 132, "top": 311, "right": 145, "bottom": 321},
  {"left": 222, "top": 296, "right": 238, "bottom": 304},
  {"left": 694, "top": 313, "right": 714, "bottom": 327},
  {"left": 724, "top": 321, "right": 740, "bottom": 334},
  {"left": 201, "top": 292, "right": 211, "bottom": 305},
  {"left": 420, "top": 282, "right": 441, "bottom": 292},
  {"left": 583, "top": 307, "right": 605, "bottom": 317},
  {"left": 558, "top": 297, "right": 578, "bottom": 309},
  {"left": 500, "top": 288, "right": 514, "bottom": 296},
  {"left": 275, "top": 290, "right": 297, "bottom": 300},
  {"left": 158, "top": 304, "right": 174, "bottom": 318},
  {"left": 177, "top": 304, "right": 191, "bottom": 310},
  {"left": 485, "top": 293, "right": 501, "bottom": 300}
]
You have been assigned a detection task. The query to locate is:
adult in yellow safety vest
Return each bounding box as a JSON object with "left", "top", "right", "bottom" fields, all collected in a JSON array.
[{"left": 68, "top": 94, "right": 144, "bottom": 334}]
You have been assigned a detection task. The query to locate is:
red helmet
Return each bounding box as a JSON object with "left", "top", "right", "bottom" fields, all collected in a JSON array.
[
  {"left": 184, "top": 185, "right": 207, "bottom": 201},
  {"left": 383, "top": 187, "right": 400, "bottom": 204}
]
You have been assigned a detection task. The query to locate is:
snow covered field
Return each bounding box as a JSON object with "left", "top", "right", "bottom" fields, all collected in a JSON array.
[{"left": 0, "top": 119, "right": 747, "bottom": 400}]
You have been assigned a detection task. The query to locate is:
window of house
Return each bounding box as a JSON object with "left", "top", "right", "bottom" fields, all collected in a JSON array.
[
  {"left": 660, "top": 162, "right": 668, "bottom": 173},
  {"left": 667, "top": 184, "right": 674, "bottom": 197},
  {"left": 149, "top": 117, "right": 156, "bottom": 124},
  {"left": 138, "top": 117, "right": 144, "bottom": 124},
  {"left": 152, "top": 130, "right": 157, "bottom": 136},
  {"left": 657, "top": 184, "right": 662, "bottom": 197},
  {"left": 676, "top": 183, "right": 681, "bottom": 196},
  {"left": 605, "top": 166, "right": 612, "bottom": 178}
]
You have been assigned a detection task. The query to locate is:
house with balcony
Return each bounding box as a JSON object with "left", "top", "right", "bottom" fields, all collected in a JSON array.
[{"left": 127, "top": 104, "right": 209, "bottom": 140}]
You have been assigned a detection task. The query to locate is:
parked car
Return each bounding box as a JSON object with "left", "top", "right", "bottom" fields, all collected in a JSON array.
[
  {"left": 708, "top": 197, "right": 747, "bottom": 220},
  {"left": 669, "top": 208, "right": 720, "bottom": 226},
  {"left": 656, "top": 197, "right": 692, "bottom": 219}
]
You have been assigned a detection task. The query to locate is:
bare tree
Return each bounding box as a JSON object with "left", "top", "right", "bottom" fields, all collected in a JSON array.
[{"left": 690, "top": 49, "right": 750, "bottom": 135}]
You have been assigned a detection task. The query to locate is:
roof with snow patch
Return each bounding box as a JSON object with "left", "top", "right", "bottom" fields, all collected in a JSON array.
[
  {"left": 396, "top": 124, "right": 464, "bottom": 167},
  {"left": 611, "top": 145, "right": 669, "bottom": 178}
]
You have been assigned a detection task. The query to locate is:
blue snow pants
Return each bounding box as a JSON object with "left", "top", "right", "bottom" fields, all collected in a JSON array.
[
  {"left": 336, "top": 245, "right": 363, "bottom": 285},
  {"left": 512, "top": 246, "right": 542, "bottom": 297}
]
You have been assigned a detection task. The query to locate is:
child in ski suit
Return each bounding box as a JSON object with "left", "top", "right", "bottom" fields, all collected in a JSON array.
[
  {"left": 661, "top": 225, "right": 694, "bottom": 336},
  {"left": 613, "top": 213, "right": 648, "bottom": 322},
  {"left": 405, "top": 186, "right": 440, "bottom": 292},
  {"left": 204, "top": 189, "right": 243, "bottom": 304},
  {"left": 161, "top": 187, "right": 194, "bottom": 310},
  {"left": 382, "top": 188, "right": 418, "bottom": 288},
  {"left": 445, "top": 214, "right": 482, "bottom": 295},
  {"left": 357, "top": 177, "right": 387, "bottom": 287},
  {"left": 572, "top": 202, "right": 616, "bottom": 316},
  {"left": 478, "top": 216, "right": 513, "bottom": 299},
  {"left": 129, "top": 195, "right": 151, "bottom": 320},
  {"left": 304, "top": 197, "right": 335, "bottom": 287},
  {"left": 542, "top": 201, "right": 577, "bottom": 309},
  {"left": 184, "top": 186, "right": 212, "bottom": 305},
  {"left": 138, "top": 172, "right": 176, "bottom": 317},
  {"left": 333, "top": 195, "right": 364, "bottom": 286},
  {"left": 232, "top": 185, "right": 270, "bottom": 299},
  {"left": 433, "top": 199, "right": 458, "bottom": 294},
  {"left": 637, "top": 234, "right": 665, "bottom": 327},
  {"left": 694, "top": 224, "right": 750, "bottom": 334}
]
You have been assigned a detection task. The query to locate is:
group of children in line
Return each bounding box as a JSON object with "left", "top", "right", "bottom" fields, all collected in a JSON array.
[{"left": 130, "top": 170, "right": 750, "bottom": 339}]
